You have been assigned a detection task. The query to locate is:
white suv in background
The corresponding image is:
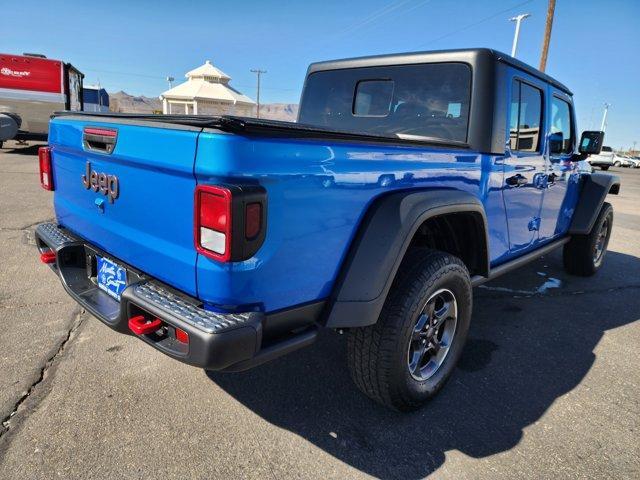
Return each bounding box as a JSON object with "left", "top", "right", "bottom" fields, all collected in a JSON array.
[{"left": 588, "top": 146, "right": 617, "bottom": 170}]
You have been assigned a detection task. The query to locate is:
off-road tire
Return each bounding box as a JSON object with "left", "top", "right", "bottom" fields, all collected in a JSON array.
[
  {"left": 563, "top": 202, "right": 613, "bottom": 276},
  {"left": 347, "top": 249, "right": 472, "bottom": 412}
]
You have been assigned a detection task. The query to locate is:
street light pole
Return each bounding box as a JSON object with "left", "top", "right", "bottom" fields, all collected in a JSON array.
[
  {"left": 250, "top": 69, "right": 266, "bottom": 119},
  {"left": 510, "top": 13, "right": 531, "bottom": 58},
  {"left": 166, "top": 76, "right": 174, "bottom": 89},
  {"left": 600, "top": 103, "right": 611, "bottom": 132}
]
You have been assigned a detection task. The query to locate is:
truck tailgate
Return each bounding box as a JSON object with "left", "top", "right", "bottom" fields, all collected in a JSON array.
[{"left": 48, "top": 117, "right": 200, "bottom": 296}]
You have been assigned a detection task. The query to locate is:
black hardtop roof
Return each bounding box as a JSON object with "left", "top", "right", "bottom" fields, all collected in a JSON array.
[{"left": 306, "top": 47, "right": 572, "bottom": 95}]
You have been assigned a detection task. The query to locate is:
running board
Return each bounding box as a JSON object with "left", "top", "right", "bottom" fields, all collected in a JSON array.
[{"left": 471, "top": 237, "right": 570, "bottom": 287}]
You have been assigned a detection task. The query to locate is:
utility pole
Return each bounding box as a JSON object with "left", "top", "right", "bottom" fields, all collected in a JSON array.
[
  {"left": 509, "top": 13, "right": 531, "bottom": 58},
  {"left": 539, "top": 0, "right": 556, "bottom": 72},
  {"left": 250, "top": 69, "right": 266, "bottom": 118},
  {"left": 166, "top": 76, "right": 174, "bottom": 89},
  {"left": 600, "top": 103, "right": 610, "bottom": 132}
]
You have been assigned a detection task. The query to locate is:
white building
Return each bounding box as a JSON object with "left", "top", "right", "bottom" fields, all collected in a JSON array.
[{"left": 160, "top": 60, "right": 255, "bottom": 116}]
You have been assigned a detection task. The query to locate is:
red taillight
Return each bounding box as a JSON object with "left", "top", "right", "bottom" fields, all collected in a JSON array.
[
  {"left": 195, "top": 185, "right": 232, "bottom": 262},
  {"left": 38, "top": 146, "right": 53, "bottom": 191},
  {"left": 245, "top": 203, "right": 262, "bottom": 239},
  {"left": 195, "top": 184, "right": 266, "bottom": 262}
]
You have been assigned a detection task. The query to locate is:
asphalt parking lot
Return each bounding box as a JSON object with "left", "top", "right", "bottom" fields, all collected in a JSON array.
[{"left": 0, "top": 140, "right": 638, "bottom": 479}]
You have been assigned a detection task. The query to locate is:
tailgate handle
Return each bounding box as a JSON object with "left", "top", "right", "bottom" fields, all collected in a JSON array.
[{"left": 83, "top": 127, "right": 117, "bottom": 154}]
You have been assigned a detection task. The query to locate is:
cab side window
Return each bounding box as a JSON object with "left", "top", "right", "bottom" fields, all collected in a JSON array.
[
  {"left": 509, "top": 80, "right": 543, "bottom": 152},
  {"left": 550, "top": 97, "right": 573, "bottom": 154}
]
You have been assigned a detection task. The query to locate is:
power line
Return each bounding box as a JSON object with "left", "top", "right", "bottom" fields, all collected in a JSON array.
[
  {"left": 416, "top": 0, "right": 535, "bottom": 48},
  {"left": 82, "top": 67, "right": 298, "bottom": 93}
]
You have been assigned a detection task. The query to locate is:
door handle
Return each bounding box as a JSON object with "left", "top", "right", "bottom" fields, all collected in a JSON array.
[{"left": 506, "top": 174, "right": 528, "bottom": 187}]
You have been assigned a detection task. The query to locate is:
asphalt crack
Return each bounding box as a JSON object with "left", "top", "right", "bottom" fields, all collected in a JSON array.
[{"left": 0, "top": 308, "right": 86, "bottom": 440}]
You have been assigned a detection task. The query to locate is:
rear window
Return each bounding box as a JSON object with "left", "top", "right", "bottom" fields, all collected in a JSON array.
[{"left": 299, "top": 63, "right": 471, "bottom": 143}]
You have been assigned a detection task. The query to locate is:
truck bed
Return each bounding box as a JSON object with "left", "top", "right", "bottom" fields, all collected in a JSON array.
[{"left": 51, "top": 111, "right": 470, "bottom": 150}]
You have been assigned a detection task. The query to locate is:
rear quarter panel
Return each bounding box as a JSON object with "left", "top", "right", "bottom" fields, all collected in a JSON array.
[{"left": 194, "top": 131, "right": 510, "bottom": 312}]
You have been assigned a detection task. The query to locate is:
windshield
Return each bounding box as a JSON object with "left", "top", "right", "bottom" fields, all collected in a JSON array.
[{"left": 298, "top": 62, "right": 471, "bottom": 144}]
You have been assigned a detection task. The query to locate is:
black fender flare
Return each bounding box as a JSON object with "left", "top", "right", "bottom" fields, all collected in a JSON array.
[
  {"left": 569, "top": 173, "right": 620, "bottom": 235},
  {"left": 325, "top": 189, "right": 489, "bottom": 329}
]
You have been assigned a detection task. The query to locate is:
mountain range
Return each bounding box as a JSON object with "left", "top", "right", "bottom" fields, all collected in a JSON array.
[{"left": 108, "top": 91, "right": 298, "bottom": 121}]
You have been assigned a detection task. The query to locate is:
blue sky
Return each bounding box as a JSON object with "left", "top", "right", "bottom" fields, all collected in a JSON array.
[{"left": 4, "top": 0, "right": 639, "bottom": 149}]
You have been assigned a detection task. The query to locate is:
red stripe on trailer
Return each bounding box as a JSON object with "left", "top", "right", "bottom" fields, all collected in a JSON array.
[{"left": 0, "top": 54, "right": 63, "bottom": 94}]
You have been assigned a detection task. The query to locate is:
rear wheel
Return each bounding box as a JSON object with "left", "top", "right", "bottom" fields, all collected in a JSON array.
[
  {"left": 600, "top": 165, "right": 610, "bottom": 171},
  {"left": 347, "top": 249, "right": 472, "bottom": 411},
  {"left": 563, "top": 202, "right": 613, "bottom": 276}
]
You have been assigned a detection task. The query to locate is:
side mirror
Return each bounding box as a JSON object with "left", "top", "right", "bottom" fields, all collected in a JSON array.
[
  {"left": 549, "top": 132, "right": 564, "bottom": 155},
  {"left": 579, "top": 131, "right": 605, "bottom": 155}
]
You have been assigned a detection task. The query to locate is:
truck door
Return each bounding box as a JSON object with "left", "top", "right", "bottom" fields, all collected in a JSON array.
[
  {"left": 538, "top": 90, "right": 577, "bottom": 241},
  {"left": 503, "top": 77, "right": 546, "bottom": 253}
]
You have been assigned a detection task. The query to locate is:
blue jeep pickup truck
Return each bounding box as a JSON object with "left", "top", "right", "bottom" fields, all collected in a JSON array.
[{"left": 35, "top": 49, "right": 619, "bottom": 411}]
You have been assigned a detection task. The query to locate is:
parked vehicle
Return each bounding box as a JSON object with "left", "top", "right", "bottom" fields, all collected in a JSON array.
[
  {"left": 588, "top": 146, "right": 616, "bottom": 170},
  {"left": 620, "top": 155, "right": 640, "bottom": 168},
  {"left": 35, "top": 49, "right": 619, "bottom": 411},
  {"left": 82, "top": 85, "right": 109, "bottom": 113},
  {"left": 0, "top": 53, "right": 83, "bottom": 147}
]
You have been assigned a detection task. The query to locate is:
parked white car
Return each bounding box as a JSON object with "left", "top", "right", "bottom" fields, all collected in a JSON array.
[
  {"left": 624, "top": 156, "right": 640, "bottom": 168},
  {"left": 588, "top": 146, "right": 616, "bottom": 170}
]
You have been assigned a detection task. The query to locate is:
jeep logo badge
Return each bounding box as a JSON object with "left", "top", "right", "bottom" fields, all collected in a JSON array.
[{"left": 81, "top": 161, "right": 119, "bottom": 204}]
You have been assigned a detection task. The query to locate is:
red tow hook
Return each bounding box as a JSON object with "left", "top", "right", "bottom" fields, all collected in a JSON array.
[
  {"left": 128, "top": 315, "right": 163, "bottom": 335},
  {"left": 40, "top": 251, "right": 57, "bottom": 264}
]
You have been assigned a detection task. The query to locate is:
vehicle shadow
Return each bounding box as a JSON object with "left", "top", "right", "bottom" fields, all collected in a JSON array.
[
  {"left": 207, "top": 250, "right": 640, "bottom": 479},
  {"left": 0, "top": 143, "right": 43, "bottom": 156}
]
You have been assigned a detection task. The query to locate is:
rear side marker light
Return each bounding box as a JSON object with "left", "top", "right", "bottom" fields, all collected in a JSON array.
[
  {"left": 38, "top": 146, "right": 53, "bottom": 191},
  {"left": 128, "top": 315, "right": 162, "bottom": 335},
  {"left": 245, "top": 203, "right": 262, "bottom": 239},
  {"left": 40, "top": 251, "right": 56, "bottom": 264},
  {"left": 175, "top": 327, "right": 189, "bottom": 344}
]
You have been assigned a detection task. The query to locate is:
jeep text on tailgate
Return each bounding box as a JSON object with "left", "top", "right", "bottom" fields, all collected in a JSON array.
[{"left": 35, "top": 49, "right": 619, "bottom": 411}]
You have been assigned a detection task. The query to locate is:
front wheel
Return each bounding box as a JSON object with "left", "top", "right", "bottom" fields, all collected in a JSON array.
[
  {"left": 563, "top": 202, "right": 613, "bottom": 276},
  {"left": 614, "top": 161, "right": 621, "bottom": 167},
  {"left": 347, "top": 249, "right": 472, "bottom": 411}
]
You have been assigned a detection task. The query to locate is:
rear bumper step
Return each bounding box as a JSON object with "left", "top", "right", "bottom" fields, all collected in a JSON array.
[{"left": 35, "top": 222, "right": 318, "bottom": 371}]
